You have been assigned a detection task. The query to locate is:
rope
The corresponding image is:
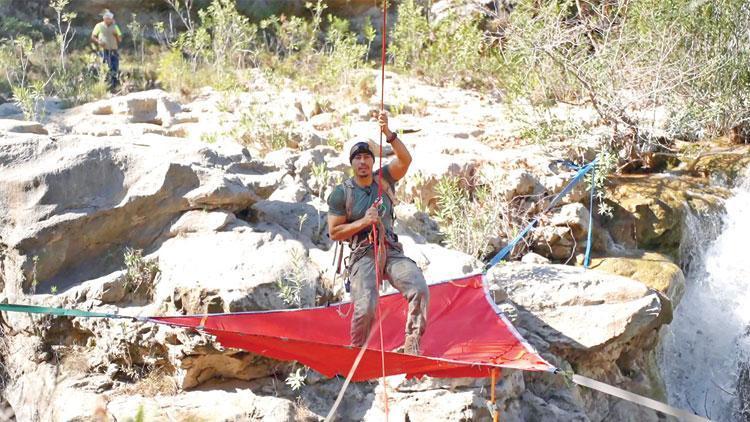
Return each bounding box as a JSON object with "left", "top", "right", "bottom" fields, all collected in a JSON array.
[
  {"left": 485, "top": 158, "right": 599, "bottom": 270},
  {"left": 583, "top": 162, "right": 596, "bottom": 268},
  {"left": 373, "top": 225, "right": 389, "bottom": 417},
  {"left": 374, "top": 1, "right": 389, "bottom": 418},
  {"left": 570, "top": 374, "right": 709, "bottom": 422},
  {"left": 323, "top": 342, "right": 369, "bottom": 422},
  {"left": 490, "top": 368, "right": 499, "bottom": 422}
]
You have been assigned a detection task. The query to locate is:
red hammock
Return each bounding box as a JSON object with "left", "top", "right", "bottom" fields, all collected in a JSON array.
[{"left": 150, "top": 274, "right": 553, "bottom": 381}]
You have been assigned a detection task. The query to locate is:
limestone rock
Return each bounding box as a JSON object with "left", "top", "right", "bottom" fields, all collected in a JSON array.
[
  {"left": 502, "top": 168, "right": 540, "bottom": 201},
  {"left": 521, "top": 252, "right": 550, "bottom": 264},
  {"left": 109, "top": 89, "right": 182, "bottom": 126},
  {"left": 309, "top": 112, "right": 336, "bottom": 131},
  {"left": 289, "top": 122, "right": 326, "bottom": 150},
  {"left": 486, "top": 263, "right": 671, "bottom": 353},
  {"left": 587, "top": 251, "right": 686, "bottom": 305},
  {"left": 399, "top": 234, "right": 481, "bottom": 281},
  {"left": 0, "top": 119, "right": 48, "bottom": 135},
  {"left": 605, "top": 174, "right": 728, "bottom": 256},
  {"left": 269, "top": 174, "right": 310, "bottom": 203},
  {"left": 0, "top": 102, "right": 22, "bottom": 117},
  {"left": 0, "top": 133, "right": 262, "bottom": 295},
  {"left": 394, "top": 203, "right": 443, "bottom": 244},
  {"left": 252, "top": 200, "right": 330, "bottom": 248},
  {"left": 294, "top": 145, "right": 339, "bottom": 180},
  {"left": 398, "top": 154, "right": 480, "bottom": 210},
  {"left": 550, "top": 203, "right": 590, "bottom": 239},
  {"left": 154, "top": 229, "right": 322, "bottom": 313},
  {"left": 176, "top": 350, "right": 280, "bottom": 389},
  {"left": 169, "top": 210, "right": 237, "bottom": 236}
]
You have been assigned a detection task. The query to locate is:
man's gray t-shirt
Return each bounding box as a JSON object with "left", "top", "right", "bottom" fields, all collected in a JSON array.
[{"left": 327, "top": 166, "right": 396, "bottom": 235}]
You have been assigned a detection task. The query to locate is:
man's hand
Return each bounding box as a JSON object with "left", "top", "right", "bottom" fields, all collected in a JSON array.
[
  {"left": 362, "top": 205, "right": 379, "bottom": 226},
  {"left": 378, "top": 111, "right": 393, "bottom": 138}
]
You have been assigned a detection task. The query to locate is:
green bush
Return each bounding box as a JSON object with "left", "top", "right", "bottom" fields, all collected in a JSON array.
[
  {"left": 499, "top": 0, "right": 750, "bottom": 142},
  {"left": 435, "top": 177, "right": 527, "bottom": 260},
  {"left": 391, "top": 0, "right": 487, "bottom": 87}
]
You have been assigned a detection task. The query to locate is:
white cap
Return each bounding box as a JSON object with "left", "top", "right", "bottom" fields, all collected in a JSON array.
[{"left": 103, "top": 10, "right": 114, "bottom": 18}]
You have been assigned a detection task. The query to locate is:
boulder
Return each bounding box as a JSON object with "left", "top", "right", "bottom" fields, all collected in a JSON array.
[
  {"left": 486, "top": 262, "right": 674, "bottom": 421},
  {"left": 0, "top": 119, "right": 48, "bottom": 135},
  {"left": 394, "top": 203, "right": 443, "bottom": 244},
  {"left": 521, "top": 252, "right": 550, "bottom": 264},
  {"left": 154, "top": 228, "right": 322, "bottom": 314},
  {"left": 294, "top": 145, "right": 340, "bottom": 180},
  {"left": 487, "top": 263, "right": 671, "bottom": 352},
  {"left": 0, "top": 102, "right": 22, "bottom": 117},
  {"left": 586, "top": 251, "right": 686, "bottom": 305},
  {"left": 550, "top": 203, "right": 590, "bottom": 239},
  {"left": 169, "top": 210, "right": 237, "bottom": 236},
  {"left": 399, "top": 234, "right": 481, "bottom": 282},
  {"left": 604, "top": 174, "right": 728, "bottom": 257},
  {"left": 398, "top": 154, "right": 480, "bottom": 210},
  {"left": 501, "top": 168, "right": 541, "bottom": 201},
  {"left": 109, "top": 89, "right": 182, "bottom": 126},
  {"left": 0, "top": 133, "right": 265, "bottom": 296},
  {"left": 252, "top": 199, "right": 330, "bottom": 248}
]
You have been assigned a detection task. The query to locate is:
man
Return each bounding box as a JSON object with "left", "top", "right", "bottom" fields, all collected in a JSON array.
[
  {"left": 327, "top": 111, "right": 430, "bottom": 355},
  {"left": 90, "top": 10, "right": 122, "bottom": 90}
]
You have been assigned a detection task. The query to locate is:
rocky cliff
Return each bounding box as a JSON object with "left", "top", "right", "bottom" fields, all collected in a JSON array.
[{"left": 0, "top": 71, "right": 737, "bottom": 421}]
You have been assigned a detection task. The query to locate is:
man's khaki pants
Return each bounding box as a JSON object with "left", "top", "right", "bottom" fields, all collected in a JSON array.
[{"left": 348, "top": 244, "right": 430, "bottom": 354}]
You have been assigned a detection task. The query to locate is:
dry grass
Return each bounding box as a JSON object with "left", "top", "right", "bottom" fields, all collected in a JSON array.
[
  {"left": 119, "top": 366, "right": 179, "bottom": 397},
  {"left": 60, "top": 346, "right": 91, "bottom": 374}
]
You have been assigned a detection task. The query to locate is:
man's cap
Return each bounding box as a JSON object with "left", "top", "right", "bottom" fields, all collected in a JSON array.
[
  {"left": 349, "top": 141, "right": 374, "bottom": 162},
  {"left": 102, "top": 9, "right": 114, "bottom": 18}
]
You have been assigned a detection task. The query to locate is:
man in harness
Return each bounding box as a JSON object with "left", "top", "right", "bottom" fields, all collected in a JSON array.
[{"left": 327, "top": 112, "right": 430, "bottom": 355}]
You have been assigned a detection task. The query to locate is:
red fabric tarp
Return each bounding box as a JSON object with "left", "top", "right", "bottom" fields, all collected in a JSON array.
[{"left": 150, "top": 274, "right": 553, "bottom": 381}]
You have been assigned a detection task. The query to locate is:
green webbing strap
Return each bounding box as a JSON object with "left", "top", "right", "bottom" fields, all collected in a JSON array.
[{"left": 0, "top": 303, "right": 139, "bottom": 320}]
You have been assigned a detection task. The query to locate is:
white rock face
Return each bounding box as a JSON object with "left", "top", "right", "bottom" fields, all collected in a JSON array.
[
  {"left": 0, "top": 118, "right": 48, "bottom": 135},
  {"left": 0, "top": 133, "right": 277, "bottom": 297},
  {"left": 0, "top": 70, "right": 679, "bottom": 422},
  {"left": 487, "top": 263, "right": 669, "bottom": 350}
]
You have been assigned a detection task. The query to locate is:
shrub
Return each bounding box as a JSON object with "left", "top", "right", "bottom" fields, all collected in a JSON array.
[
  {"left": 391, "top": 0, "right": 488, "bottom": 87},
  {"left": 123, "top": 248, "right": 159, "bottom": 302},
  {"left": 435, "top": 176, "right": 530, "bottom": 260},
  {"left": 499, "top": 0, "right": 750, "bottom": 150}
]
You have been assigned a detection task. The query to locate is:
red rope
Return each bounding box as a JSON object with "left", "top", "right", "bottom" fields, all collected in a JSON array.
[{"left": 374, "top": 0, "right": 389, "bottom": 418}]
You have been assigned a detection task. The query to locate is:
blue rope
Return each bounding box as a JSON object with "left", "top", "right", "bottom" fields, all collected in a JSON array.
[
  {"left": 583, "top": 162, "right": 596, "bottom": 268},
  {"left": 484, "top": 158, "right": 599, "bottom": 271}
]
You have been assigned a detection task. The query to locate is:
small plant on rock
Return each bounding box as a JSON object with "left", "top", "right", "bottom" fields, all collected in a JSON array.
[
  {"left": 285, "top": 365, "right": 307, "bottom": 391},
  {"left": 275, "top": 250, "right": 311, "bottom": 308},
  {"left": 123, "top": 248, "right": 159, "bottom": 301}
]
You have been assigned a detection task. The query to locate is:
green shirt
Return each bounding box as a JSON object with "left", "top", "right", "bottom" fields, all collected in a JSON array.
[
  {"left": 92, "top": 22, "right": 122, "bottom": 50},
  {"left": 327, "top": 166, "right": 397, "bottom": 236}
]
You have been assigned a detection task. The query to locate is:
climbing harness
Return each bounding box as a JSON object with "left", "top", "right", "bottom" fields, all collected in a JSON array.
[{"left": 329, "top": 0, "right": 393, "bottom": 419}]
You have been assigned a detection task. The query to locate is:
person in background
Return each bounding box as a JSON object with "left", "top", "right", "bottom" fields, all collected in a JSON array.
[{"left": 90, "top": 9, "right": 122, "bottom": 90}]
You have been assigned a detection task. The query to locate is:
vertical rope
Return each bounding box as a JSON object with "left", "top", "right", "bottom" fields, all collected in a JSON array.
[
  {"left": 374, "top": 1, "right": 389, "bottom": 419},
  {"left": 372, "top": 224, "right": 389, "bottom": 418},
  {"left": 490, "top": 368, "right": 499, "bottom": 422},
  {"left": 377, "top": 0, "right": 387, "bottom": 200},
  {"left": 584, "top": 162, "right": 596, "bottom": 268}
]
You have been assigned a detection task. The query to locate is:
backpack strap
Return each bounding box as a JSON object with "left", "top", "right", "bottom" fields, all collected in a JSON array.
[
  {"left": 378, "top": 176, "right": 398, "bottom": 217},
  {"left": 343, "top": 178, "right": 356, "bottom": 223}
]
